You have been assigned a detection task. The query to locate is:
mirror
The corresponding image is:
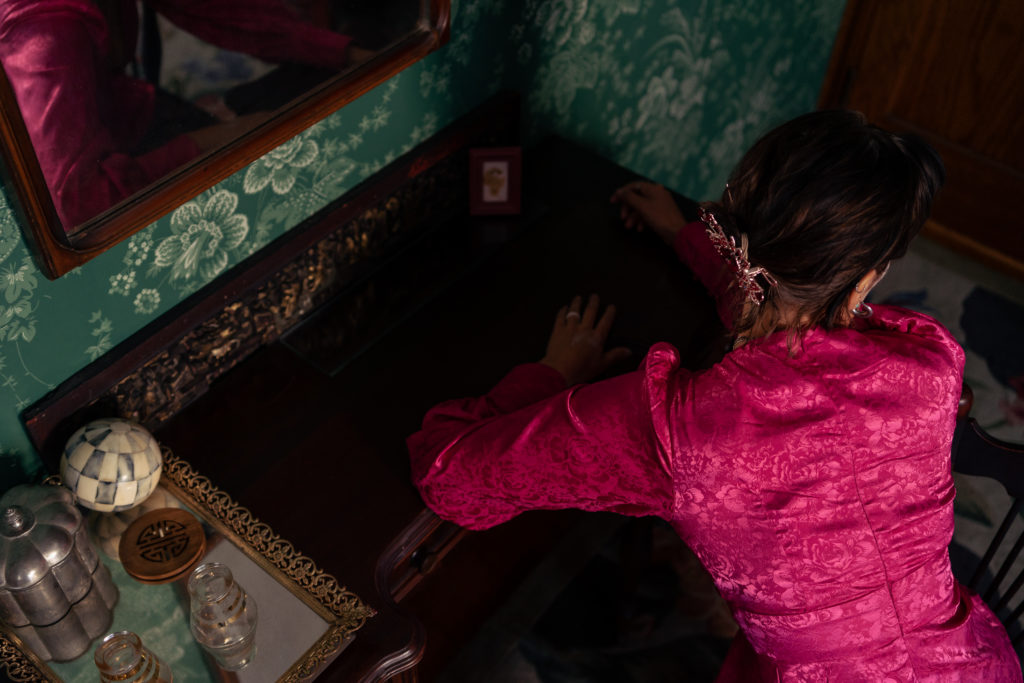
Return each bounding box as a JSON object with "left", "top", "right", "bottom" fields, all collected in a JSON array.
[
  {"left": 0, "top": 450, "right": 372, "bottom": 681},
  {"left": 0, "top": 0, "right": 450, "bottom": 278}
]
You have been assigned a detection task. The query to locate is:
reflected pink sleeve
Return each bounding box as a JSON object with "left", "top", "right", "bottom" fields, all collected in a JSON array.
[
  {"left": 147, "top": 0, "right": 352, "bottom": 69},
  {"left": 673, "top": 220, "right": 736, "bottom": 328},
  {"left": 407, "top": 358, "right": 679, "bottom": 530},
  {"left": 0, "top": 13, "right": 201, "bottom": 228}
]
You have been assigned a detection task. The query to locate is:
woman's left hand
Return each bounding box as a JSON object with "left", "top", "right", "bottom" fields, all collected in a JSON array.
[
  {"left": 541, "top": 294, "right": 632, "bottom": 386},
  {"left": 610, "top": 181, "right": 686, "bottom": 246}
]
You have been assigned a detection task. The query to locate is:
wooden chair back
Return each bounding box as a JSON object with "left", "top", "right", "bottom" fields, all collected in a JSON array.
[{"left": 952, "top": 386, "right": 1024, "bottom": 647}]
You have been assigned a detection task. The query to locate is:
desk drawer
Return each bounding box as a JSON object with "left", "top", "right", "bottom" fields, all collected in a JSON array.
[{"left": 379, "top": 509, "right": 468, "bottom": 602}]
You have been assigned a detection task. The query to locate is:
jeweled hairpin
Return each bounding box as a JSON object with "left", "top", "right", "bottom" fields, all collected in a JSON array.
[{"left": 699, "top": 207, "right": 777, "bottom": 305}]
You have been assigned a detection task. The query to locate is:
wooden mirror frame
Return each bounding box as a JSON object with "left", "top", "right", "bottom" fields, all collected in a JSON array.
[{"left": 0, "top": 0, "right": 450, "bottom": 280}]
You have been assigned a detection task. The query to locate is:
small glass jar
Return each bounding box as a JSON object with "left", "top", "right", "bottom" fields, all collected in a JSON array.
[
  {"left": 187, "top": 562, "right": 258, "bottom": 670},
  {"left": 94, "top": 631, "right": 172, "bottom": 682}
]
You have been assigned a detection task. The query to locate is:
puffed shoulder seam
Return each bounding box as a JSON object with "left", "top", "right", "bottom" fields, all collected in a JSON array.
[
  {"left": 867, "top": 305, "right": 965, "bottom": 370},
  {"left": 642, "top": 342, "right": 684, "bottom": 516},
  {"left": 868, "top": 304, "right": 956, "bottom": 342}
]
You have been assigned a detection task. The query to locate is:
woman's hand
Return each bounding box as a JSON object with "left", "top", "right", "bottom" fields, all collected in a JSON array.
[
  {"left": 610, "top": 181, "right": 687, "bottom": 246},
  {"left": 541, "top": 294, "right": 631, "bottom": 386}
]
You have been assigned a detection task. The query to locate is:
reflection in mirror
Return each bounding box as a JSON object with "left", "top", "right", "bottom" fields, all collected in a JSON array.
[
  {"left": 0, "top": 0, "right": 417, "bottom": 233},
  {"left": 0, "top": 0, "right": 449, "bottom": 278}
]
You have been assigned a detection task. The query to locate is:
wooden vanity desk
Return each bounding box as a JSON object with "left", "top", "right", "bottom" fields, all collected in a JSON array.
[{"left": 20, "top": 99, "right": 723, "bottom": 681}]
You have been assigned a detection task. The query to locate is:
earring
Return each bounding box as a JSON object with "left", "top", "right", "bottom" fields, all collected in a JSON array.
[{"left": 852, "top": 301, "right": 873, "bottom": 318}]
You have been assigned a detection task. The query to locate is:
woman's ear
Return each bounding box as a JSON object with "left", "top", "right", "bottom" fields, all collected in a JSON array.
[{"left": 845, "top": 269, "right": 880, "bottom": 319}]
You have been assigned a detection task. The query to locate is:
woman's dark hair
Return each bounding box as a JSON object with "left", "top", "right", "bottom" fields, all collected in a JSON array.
[{"left": 705, "top": 110, "right": 945, "bottom": 341}]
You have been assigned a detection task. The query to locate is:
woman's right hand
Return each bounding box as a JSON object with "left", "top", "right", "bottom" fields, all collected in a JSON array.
[
  {"left": 541, "top": 294, "right": 631, "bottom": 386},
  {"left": 610, "top": 181, "right": 687, "bottom": 246}
]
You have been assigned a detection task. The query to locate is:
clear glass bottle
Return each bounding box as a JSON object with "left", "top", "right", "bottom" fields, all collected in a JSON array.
[
  {"left": 94, "top": 631, "right": 172, "bottom": 682},
  {"left": 187, "top": 562, "right": 258, "bottom": 670}
]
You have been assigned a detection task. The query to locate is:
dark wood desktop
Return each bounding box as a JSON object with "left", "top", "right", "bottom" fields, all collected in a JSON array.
[
  {"left": 20, "top": 97, "right": 724, "bottom": 681},
  {"left": 152, "top": 138, "right": 722, "bottom": 680}
]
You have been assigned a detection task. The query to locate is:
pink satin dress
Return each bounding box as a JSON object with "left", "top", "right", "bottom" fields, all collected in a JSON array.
[
  {"left": 407, "top": 222, "right": 1023, "bottom": 681},
  {"left": 0, "top": 0, "right": 351, "bottom": 228}
]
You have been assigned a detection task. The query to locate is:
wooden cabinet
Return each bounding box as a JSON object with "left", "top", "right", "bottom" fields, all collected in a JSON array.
[{"left": 820, "top": 0, "right": 1024, "bottom": 279}]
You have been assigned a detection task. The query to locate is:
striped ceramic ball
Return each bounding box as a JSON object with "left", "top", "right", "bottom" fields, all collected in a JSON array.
[{"left": 60, "top": 418, "right": 162, "bottom": 512}]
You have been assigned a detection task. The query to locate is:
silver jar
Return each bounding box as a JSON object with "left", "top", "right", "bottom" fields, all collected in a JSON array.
[{"left": 0, "top": 483, "right": 118, "bottom": 661}]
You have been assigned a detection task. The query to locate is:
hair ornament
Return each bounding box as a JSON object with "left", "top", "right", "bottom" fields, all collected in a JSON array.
[{"left": 699, "top": 207, "right": 777, "bottom": 305}]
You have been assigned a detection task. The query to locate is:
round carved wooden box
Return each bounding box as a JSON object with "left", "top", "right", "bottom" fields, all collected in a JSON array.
[{"left": 118, "top": 508, "right": 206, "bottom": 584}]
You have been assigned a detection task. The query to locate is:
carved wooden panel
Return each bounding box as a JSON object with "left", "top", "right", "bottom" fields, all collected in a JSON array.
[{"left": 106, "top": 157, "right": 464, "bottom": 428}]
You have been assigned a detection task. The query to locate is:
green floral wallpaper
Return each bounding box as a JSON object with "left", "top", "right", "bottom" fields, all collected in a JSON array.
[
  {"left": 0, "top": 0, "right": 845, "bottom": 488},
  {"left": 510, "top": 0, "right": 845, "bottom": 199}
]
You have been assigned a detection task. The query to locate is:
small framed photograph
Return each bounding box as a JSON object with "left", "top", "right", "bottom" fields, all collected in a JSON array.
[{"left": 469, "top": 147, "right": 522, "bottom": 215}]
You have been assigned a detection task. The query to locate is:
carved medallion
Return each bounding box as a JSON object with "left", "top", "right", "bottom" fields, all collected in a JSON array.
[{"left": 119, "top": 508, "right": 206, "bottom": 583}]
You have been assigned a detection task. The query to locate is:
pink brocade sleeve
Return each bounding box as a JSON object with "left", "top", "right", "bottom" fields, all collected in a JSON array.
[
  {"left": 407, "top": 356, "right": 680, "bottom": 530},
  {"left": 672, "top": 220, "right": 736, "bottom": 328},
  {"left": 0, "top": 12, "right": 202, "bottom": 227}
]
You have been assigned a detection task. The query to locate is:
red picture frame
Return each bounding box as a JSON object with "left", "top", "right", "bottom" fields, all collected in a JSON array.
[{"left": 469, "top": 147, "right": 522, "bottom": 215}]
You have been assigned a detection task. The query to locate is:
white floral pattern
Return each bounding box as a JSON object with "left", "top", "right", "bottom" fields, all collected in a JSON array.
[
  {"left": 0, "top": 198, "right": 19, "bottom": 265},
  {"left": 0, "top": 0, "right": 847, "bottom": 490},
  {"left": 133, "top": 288, "right": 161, "bottom": 315},
  {"left": 517, "top": 0, "right": 844, "bottom": 198},
  {"left": 0, "top": 258, "right": 38, "bottom": 343},
  {"left": 242, "top": 135, "right": 319, "bottom": 195},
  {"left": 84, "top": 311, "right": 113, "bottom": 361},
  {"left": 108, "top": 271, "right": 136, "bottom": 296},
  {"left": 152, "top": 190, "right": 249, "bottom": 285}
]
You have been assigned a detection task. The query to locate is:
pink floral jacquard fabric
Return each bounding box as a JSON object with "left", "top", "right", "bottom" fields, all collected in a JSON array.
[{"left": 407, "top": 223, "right": 1023, "bottom": 682}]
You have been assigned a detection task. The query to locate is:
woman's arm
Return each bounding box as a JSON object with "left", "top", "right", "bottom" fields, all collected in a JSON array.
[
  {"left": 671, "top": 221, "right": 736, "bottom": 328},
  {"left": 407, "top": 356, "right": 677, "bottom": 530},
  {"left": 0, "top": 11, "right": 201, "bottom": 228},
  {"left": 611, "top": 182, "right": 734, "bottom": 327},
  {"left": 407, "top": 296, "right": 677, "bottom": 530}
]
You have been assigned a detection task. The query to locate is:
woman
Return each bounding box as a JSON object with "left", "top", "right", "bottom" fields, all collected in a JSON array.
[{"left": 407, "top": 111, "right": 1022, "bottom": 681}]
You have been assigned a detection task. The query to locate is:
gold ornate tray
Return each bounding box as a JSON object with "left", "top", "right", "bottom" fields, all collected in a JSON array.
[{"left": 1, "top": 449, "right": 375, "bottom": 682}]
